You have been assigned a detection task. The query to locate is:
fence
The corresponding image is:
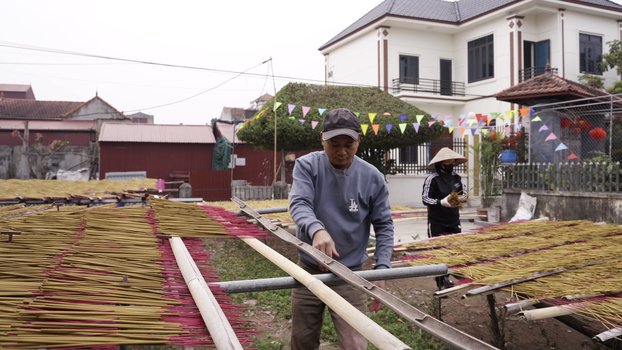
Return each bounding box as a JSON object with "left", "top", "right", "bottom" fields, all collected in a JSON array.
[
  {"left": 530, "top": 95, "right": 622, "bottom": 165},
  {"left": 500, "top": 162, "right": 622, "bottom": 193},
  {"left": 387, "top": 138, "right": 468, "bottom": 175}
]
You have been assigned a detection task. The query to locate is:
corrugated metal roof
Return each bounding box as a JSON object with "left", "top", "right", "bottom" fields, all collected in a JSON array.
[
  {"left": 98, "top": 123, "right": 216, "bottom": 143},
  {"left": 320, "top": 0, "right": 622, "bottom": 50},
  {"left": 0, "top": 84, "right": 32, "bottom": 92},
  {"left": 0, "top": 120, "right": 97, "bottom": 131}
]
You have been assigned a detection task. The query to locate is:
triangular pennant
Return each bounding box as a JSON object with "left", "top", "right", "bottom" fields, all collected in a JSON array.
[
  {"left": 399, "top": 123, "right": 406, "bottom": 134},
  {"left": 412, "top": 123, "right": 420, "bottom": 133},
  {"left": 428, "top": 121, "right": 436, "bottom": 127},
  {"left": 539, "top": 125, "right": 549, "bottom": 132},
  {"left": 568, "top": 153, "right": 579, "bottom": 160},
  {"left": 288, "top": 104, "right": 296, "bottom": 115},
  {"left": 449, "top": 127, "right": 454, "bottom": 133},
  {"left": 416, "top": 115, "right": 424, "bottom": 123},
  {"left": 299, "top": 119, "right": 305, "bottom": 125},
  {"left": 361, "top": 124, "right": 369, "bottom": 135},
  {"left": 505, "top": 110, "right": 515, "bottom": 120},
  {"left": 318, "top": 108, "right": 327, "bottom": 116},
  {"left": 274, "top": 102, "right": 282, "bottom": 111},
  {"left": 555, "top": 143, "right": 568, "bottom": 151},
  {"left": 445, "top": 120, "right": 452, "bottom": 128},
  {"left": 519, "top": 108, "right": 530, "bottom": 117},
  {"left": 311, "top": 121, "right": 318, "bottom": 129},
  {"left": 386, "top": 124, "right": 393, "bottom": 134},
  {"left": 372, "top": 124, "right": 380, "bottom": 135},
  {"left": 369, "top": 113, "right": 377, "bottom": 123},
  {"left": 471, "top": 128, "right": 477, "bottom": 136},
  {"left": 531, "top": 116, "right": 542, "bottom": 122},
  {"left": 545, "top": 133, "right": 558, "bottom": 141},
  {"left": 468, "top": 119, "right": 475, "bottom": 127},
  {"left": 354, "top": 112, "right": 360, "bottom": 117},
  {"left": 302, "top": 106, "right": 311, "bottom": 118},
  {"left": 432, "top": 115, "right": 439, "bottom": 119},
  {"left": 445, "top": 115, "right": 452, "bottom": 120},
  {"left": 400, "top": 115, "right": 408, "bottom": 123},
  {"left": 530, "top": 108, "right": 536, "bottom": 116},
  {"left": 289, "top": 116, "right": 295, "bottom": 120},
  {"left": 460, "top": 128, "right": 466, "bottom": 136},
  {"left": 482, "top": 128, "right": 489, "bottom": 135}
]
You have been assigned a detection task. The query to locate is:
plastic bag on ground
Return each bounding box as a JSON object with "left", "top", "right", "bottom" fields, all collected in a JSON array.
[{"left": 509, "top": 192, "right": 537, "bottom": 223}]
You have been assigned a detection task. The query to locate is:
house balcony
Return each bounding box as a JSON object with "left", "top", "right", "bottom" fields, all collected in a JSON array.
[
  {"left": 392, "top": 77, "right": 465, "bottom": 97},
  {"left": 519, "top": 66, "right": 559, "bottom": 82}
]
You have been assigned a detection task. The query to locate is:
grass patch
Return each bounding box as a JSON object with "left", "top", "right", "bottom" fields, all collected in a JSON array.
[{"left": 206, "top": 237, "right": 453, "bottom": 349}]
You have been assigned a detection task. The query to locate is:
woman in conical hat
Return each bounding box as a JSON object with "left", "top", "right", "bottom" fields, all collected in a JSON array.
[{"left": 422, "top": 147, "right": 468, "bottom": 288}]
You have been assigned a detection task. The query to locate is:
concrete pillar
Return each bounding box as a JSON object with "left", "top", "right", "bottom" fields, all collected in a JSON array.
[{"left": 273, "top": 181, "right": 288, "bottom": 199}]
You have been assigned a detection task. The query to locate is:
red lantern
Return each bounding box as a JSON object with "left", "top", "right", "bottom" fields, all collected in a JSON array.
[
  {"left": 561, "top": 117, "right": 572, "bottom": 128},
  {"left": 576, "top": 117, "right": 592, "bottom": 131},
  {"left": 589, "top": 127, "right": 607, "bottom": 141}
]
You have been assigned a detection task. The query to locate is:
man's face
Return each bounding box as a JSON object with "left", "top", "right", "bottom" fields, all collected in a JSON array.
[{"left": 321, "top": 134, "right": 360, "bottom": 170}]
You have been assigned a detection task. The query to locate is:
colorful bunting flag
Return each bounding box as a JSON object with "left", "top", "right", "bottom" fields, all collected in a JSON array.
[
  {"left": 545, "top": 133, "right": 558, "bottom": 141},
  {"left": 399, "top": 123, "right": 406, "bottom": 134},
  {"left": 416, "top": 115, "right": 424, "bottom": 123},
  {"left": 412, "top": 123, "right": 420, "bottom": 133},
  {"left": 400, "top": 115, "right": 408, "bottom": 123},
  {"left": 449, "top": 127, "right": 454, "bottom": 133},
  {"left": 318, "top": 108, "right": 327, "bottom": 116},
  {"left": 519, "top": 108, "right": 530, "bottom": 117},
  {"left": 445, "top": 115, "right": 452, "bottom": 120},
  {"left": 428, "top": 121, "right": 436, "bottom": 127},
  {"left": 386, "top": 124, "right": 393, "bottom": 134},
  {"left": 288, "top": 104, "right": 296, "bottom": 115},
  {"left": 299, "top": 119, "right": 305, "bottom": 125},
  {"left": 471, "top": 129, "right": 477, "bottom": 136},
  {"left": 369, "top": 113, "right": 377, "bottom": 123},
  {"left": 539, "top": 125, "right": 549, "bottom": 132},
  {"left": 354, "top": 112, "right": 360, "bottom": 117},
  {"left": 361, "top": 124, "right": 369, "bottom": 135},
  {"left": 568, "top": 153, "right": 579, "bottom": 160},
  {"left": 531, "top": 116, "right": 542, "bottom": 122},
  {"left": 311, "top": 121, "right": 318, "bottom": 129},
  {"left": 302, "top": 106, "right": 311, "bottom": 118},
  {"left": 274, "top": 102, "right": 282, "bottom": 111},
  {"left": 372, "top": 124, "right": 380, "bottom": 135},
  {"left": 555, "top": 143, "right": 568, "bottom": 151}
]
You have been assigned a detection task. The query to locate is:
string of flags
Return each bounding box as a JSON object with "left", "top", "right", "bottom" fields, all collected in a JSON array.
[{"left": 236, "top": 102, "right": 610, "bottom": 161}]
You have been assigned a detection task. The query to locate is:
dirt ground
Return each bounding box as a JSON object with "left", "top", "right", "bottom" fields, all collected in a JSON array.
[{"left": 247, "top": 236, "right": 609, "bottom": 350}]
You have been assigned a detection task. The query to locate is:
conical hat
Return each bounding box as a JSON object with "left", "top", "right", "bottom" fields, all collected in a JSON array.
[{"left": 427, "top": 147, "right": 468, "bottom": 170}]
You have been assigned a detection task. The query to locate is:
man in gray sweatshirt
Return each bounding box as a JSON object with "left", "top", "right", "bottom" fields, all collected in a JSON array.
[{"left": 289, "top": 108, "right": 394, "bottom": 350}]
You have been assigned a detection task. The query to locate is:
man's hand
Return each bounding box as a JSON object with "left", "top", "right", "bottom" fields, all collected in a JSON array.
[
  {"left": 440, "top": 194, "right": 453, "bottom": 208},
  {"left": 369, "top": 280, "right": 386, "bottom": 313},
  {"left": 312, "top": 229, "right": 340, "bottom": 272}
]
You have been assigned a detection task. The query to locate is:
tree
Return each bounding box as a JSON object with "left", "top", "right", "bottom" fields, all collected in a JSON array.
[
  {"left": 11, "top": 123, "right": 70, "bottom": 179},
  {"left": 236, "top": 83, "right": 445, "bottom": 175},
  {"left": 601, "top": 39, "right": 622, "bottom": 75},
  {"left": 577, "top": 73, "right": 604, "bottom": 89}
]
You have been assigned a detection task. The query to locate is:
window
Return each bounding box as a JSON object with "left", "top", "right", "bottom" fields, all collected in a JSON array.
[
  {"left": 580, "top": 34, "right": 602, "bottom": 75},
  {"left": 399, "top": 55, "right": 419, "bottom": 84},
  {"left": 468, "top": 34, "right": 494, "bottom": 83}
]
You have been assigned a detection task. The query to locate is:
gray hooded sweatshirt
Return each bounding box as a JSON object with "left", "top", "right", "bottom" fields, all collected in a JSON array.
[{"left": 289, "top": 151, "right": 394, "bottom": 271}]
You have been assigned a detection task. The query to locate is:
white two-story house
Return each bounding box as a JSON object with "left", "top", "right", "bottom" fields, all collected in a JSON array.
[{"left": 319, "top": 0, "right": 622, "bottom": 206}]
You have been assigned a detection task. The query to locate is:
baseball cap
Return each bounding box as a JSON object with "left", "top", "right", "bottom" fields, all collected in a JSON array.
[{"left": 321, "top": 108, "right": 361, "bottom": 141}]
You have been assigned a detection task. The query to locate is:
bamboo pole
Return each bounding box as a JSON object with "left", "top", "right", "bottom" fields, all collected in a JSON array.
[
  {"left": 520, "top": 304, "right": 582, "bottom": 321},
  {"left": 169, "top": 236, "right": 243, "bottom": 350},
  {"left": 240, "top": 237, "right": 411, "bottom": 350}
]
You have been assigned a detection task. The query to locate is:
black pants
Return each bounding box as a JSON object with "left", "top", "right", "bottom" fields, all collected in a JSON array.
[{"left": 428, "top": 222, "right": 461, "bottom": 238}]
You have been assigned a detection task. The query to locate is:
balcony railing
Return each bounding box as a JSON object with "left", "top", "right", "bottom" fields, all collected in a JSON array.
[
  {"left": 392, "top": 77, "right": 465, "bottom": 97},
  {"left": 519, "top": 66, "right": 559, "bottom": 82}
]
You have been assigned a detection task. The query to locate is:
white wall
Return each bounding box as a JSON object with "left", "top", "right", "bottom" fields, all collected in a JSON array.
[
  {"left": 326, "top": 31, "right": 377, "bottom": 86},
  {"left": 387, "top": 172, "right": 472, "bottom": 208}
]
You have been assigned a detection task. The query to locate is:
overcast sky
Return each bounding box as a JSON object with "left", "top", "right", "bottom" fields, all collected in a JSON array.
[
  {"left": 2, "top": 0, "right": 622, "bottom": 125},
  {"left": 0, "top": 0, "right": 382, "bottom": 124}
]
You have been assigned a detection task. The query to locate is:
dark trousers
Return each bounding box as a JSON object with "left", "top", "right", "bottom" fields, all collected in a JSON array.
[{"left": 428, "top": 222, "right": 461, "bottom": 238}]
